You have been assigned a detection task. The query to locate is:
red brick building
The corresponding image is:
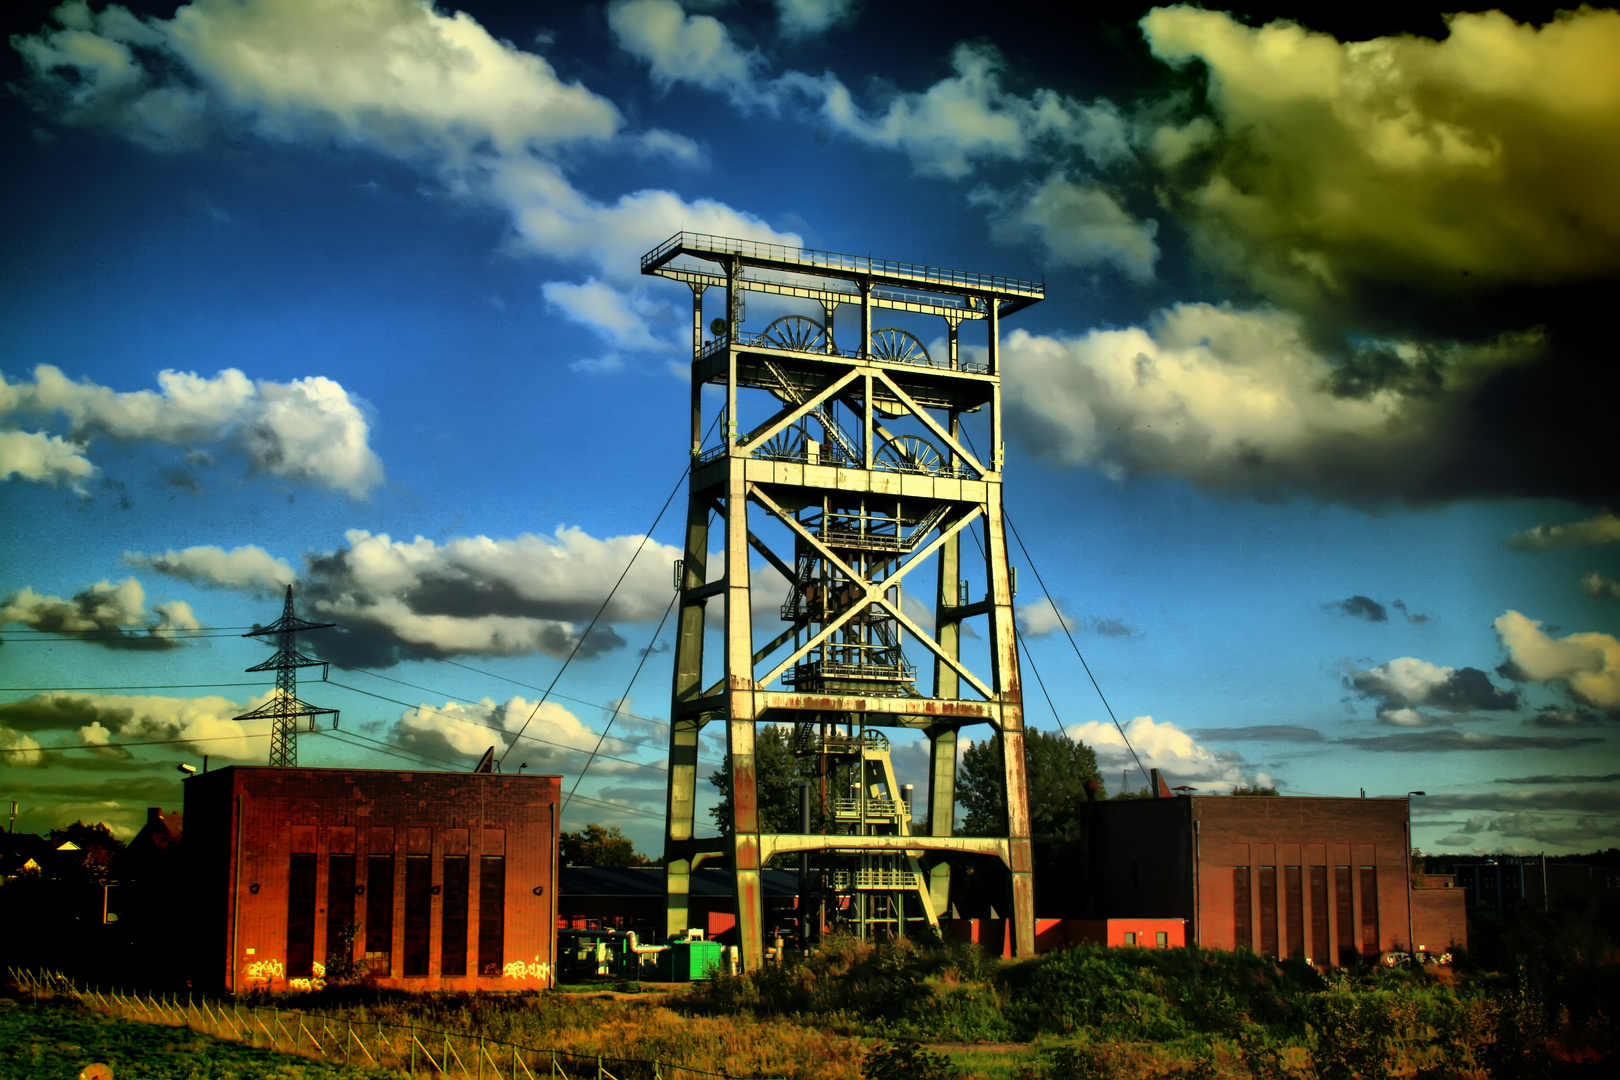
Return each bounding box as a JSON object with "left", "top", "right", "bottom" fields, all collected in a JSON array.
[
  {"left": 1089, "top": 794, "right": 1465, "bottom": 964},
  {"left": 183, "top": 767, "right": 559, "bottom": 993}
]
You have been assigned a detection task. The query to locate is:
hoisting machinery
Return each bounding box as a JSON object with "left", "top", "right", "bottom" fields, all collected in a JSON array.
[{"left": 642, "top": 233, "right": 1044, "bottom": 970}]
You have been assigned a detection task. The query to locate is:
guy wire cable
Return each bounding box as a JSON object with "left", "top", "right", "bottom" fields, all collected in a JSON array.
[
  {"left": 959, "top": 427, "right": 1150, "bottom": 787},
  {"left": 563, "top": 586, "right": 679, "bottom": 814},
  {"left": 497, "top": 412, "right": 718, "bottom": 767}
]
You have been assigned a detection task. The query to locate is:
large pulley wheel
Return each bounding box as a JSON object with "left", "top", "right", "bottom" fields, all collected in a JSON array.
[
  {"left": 761, "top": 315, "right": 831, "bottom": 352},
  {"left": 869, "top": 328, "right": 930, "bottom": 365},
  {"left": 875, "top": 435, "right": 945, "bottom": 475}
]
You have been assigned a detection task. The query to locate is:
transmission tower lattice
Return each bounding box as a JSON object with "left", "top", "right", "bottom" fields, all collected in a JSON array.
[
  {"left": 643, "top": 232, "right": 1044, "bottom": 970},
  {"left": 234, "top": 585, "right": 339, "bottom": 767}
]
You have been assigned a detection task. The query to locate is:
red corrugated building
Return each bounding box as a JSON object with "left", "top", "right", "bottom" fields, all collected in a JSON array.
[
  {"left": 183, "top": 766, "right": 559, "bottom": 993},
  {"left": 1089, "top": 793, "right": 1465, "bottom": 964}
]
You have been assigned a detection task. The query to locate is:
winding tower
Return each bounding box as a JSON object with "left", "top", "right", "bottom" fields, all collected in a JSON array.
[{"left": 643, "top": 233, "right": 1043, "bottom": 969}]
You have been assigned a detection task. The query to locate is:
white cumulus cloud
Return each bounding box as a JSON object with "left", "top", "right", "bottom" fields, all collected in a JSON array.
[
  {"left": 16, "top": 0, "right": 798, "bottom": 285},
  {"left": 542, "top": 278, "right": 673, "bottom": 352},
  {"left": 1140, "top": 6, "right": 1620, "bottom": 300},
  {"left": 1, "top": 364, "right": 383, "bottom": 497},
  {"left": 998, "top": 304, "right": 1544, "bottom": 500},
  {"left": 993, "top": 175, "right": 1159, "bottom": 281},
  {"left": 1067, "top": 714, "right": 1250, "bottom": 792},
  {"left": 125, "top": 544, "right": 297, "bottom": 595},
  {"left": 1495, "top": 610, "right": 1620, "bottom": 712},
  {"left": 608, "top": 0, "right": 761, "bottom": 105},
  {"left": 791, "top": 42, "right": 1132, "bottom": 179},
  {"left": 1, "top": 577, "right": 202, "bottom": 650}
]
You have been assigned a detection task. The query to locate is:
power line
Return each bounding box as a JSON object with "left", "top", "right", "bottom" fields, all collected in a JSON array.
[
  {"left": 1, "top": 683, "right": 264, "bottom": 692},
  {"left": 0, "top": 732, "right": 272, "bottom": 755},
  {"left": 1003, "top": 510, "right": 1149, "bottom": 788},
  {"left": 498, "top": 429, "right": 705, "bottom": 767},
  {"left": 324, "top": 680, "right": 674, "bottom": 776},
  {"left": 312, "top": 729, "right": 668, "bottom": 822},
  {"left": 564, "top": 588, "right": 679, "bottom": 814},
  {"left": 0, "top": 626, "right": 254, "bottom": 634},
  {"left": 957, "top": 427, "right": 1149, "bottom": 787}
]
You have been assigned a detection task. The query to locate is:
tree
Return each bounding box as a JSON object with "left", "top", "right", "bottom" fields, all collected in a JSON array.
[
  {"left": 1230, "top": 785, "right": 1280, "bottom": 796},
  {"left": 709, "top": 724, "right": 824, "bottom": 835},
  {"left": 558, "top": 823, "right": 654, "bottom": 867},
  {"left": 956, "top": 728, "right": 1102, "bottom": 841}
]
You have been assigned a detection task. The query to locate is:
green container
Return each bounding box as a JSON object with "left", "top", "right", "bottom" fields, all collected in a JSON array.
[{"left": 663, "top": 941, "right": 724, "bottom": 981}]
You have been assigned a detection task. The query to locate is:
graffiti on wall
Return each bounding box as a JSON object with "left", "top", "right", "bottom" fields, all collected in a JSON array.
[
  {"left": 244, "top": 958, "right": 283, "bottom": 983},
  {"left": 245, "top": 958, "right": 327, "bottom": 991},
  {"left": 503, "top": 957, "right": 552, "bottom": 982}
]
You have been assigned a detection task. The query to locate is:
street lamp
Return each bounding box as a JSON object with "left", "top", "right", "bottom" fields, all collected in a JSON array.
[{"left": 1406, "top": 791, "right": 1426, "bottom": 961}]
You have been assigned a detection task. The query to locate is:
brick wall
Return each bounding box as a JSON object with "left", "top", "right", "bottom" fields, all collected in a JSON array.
[{"left": 183, "top": 766, "right": 559, "bottom": 993}]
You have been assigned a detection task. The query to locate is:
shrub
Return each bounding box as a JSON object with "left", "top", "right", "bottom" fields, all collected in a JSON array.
[{"left": 862, "top": 1040, "right": 958, "bottom": 1080}]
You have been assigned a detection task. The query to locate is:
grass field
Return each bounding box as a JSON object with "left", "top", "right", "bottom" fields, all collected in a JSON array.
[{"left": 0, "top": 996, "right": 397, "bottom": 1080}]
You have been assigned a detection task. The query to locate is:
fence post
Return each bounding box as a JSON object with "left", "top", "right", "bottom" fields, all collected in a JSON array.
[{"left": 412, "top": 1024, "right": 418, "bottom": 1075}]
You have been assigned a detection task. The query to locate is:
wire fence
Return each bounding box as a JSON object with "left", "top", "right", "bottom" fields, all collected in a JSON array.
[{"left": 8, "top": 968, "right": 776, "bottom": 1080}]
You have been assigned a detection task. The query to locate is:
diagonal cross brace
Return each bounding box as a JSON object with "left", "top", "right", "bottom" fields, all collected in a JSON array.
[
  {"left": 738, "top": 367, "right": 861, "bottom": 457},
  {"left": 750, "top": 485, "right": 988, "bottom": 695},
  {"left": 873, "top": 370, "right": 987, "bottom": 475}
]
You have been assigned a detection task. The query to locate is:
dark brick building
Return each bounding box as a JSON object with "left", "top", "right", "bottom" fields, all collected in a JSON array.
[
  {"left": 1089, "top": 794, "right": 1465, "bottom": 964},
  {"left": 183, "top": 767, "right": 559, "bottom": 993}
]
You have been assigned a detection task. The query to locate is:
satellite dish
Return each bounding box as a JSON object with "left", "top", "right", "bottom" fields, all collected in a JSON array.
[{"left": 709, "top": 318, "right": 728, "bottom": 337}]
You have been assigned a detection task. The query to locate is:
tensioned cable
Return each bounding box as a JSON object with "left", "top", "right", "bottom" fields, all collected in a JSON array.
[
  {"left": 1, "top": 682, "right": 263, "bottom": 692},
  {"left": 497, "top": 413, "right": 717, "bottom": 767},
  {"left": 563, "top": 587, "right": 679, "bottom": 814},
  {"left": 314, "top": 728, "right": 666, "bottom": 821},
  {"left": 0, "top": 732, "right": 272, "bottom": 755},
  {"left": 1015, "top": 628, "right": 1064, "bottom": 732},
  {"left": 1003, "top": 511, "right": 1149, "bottom": 788},
  {"left": 326, "top": 680, "right": 672, "bottom": 775},
  {"left": 958, "top": 427, "right": 1149, "bottom": 787}
]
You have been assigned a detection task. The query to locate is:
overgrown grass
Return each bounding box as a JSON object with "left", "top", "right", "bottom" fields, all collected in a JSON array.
[
  {"left": 686, "top": 933, "right": 1617, "bottom": 1078},
  {"left": 0, "top": 995, "right": 392, "bottom": 1080},
  {"left": 264, "top": 985, "right": 866, "bottom": 1080}
]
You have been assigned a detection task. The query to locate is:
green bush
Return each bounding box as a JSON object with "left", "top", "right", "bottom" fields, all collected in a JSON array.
[{"left": 862, "top": 1040, "right": 958, "bottom": 1080}]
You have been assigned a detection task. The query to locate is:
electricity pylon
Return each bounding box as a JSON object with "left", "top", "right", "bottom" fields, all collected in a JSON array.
[
  {"left": 234, "top": 585, "right": 338, "bottom": 767},
  {"left": 643, "top": 233, "right": 1043, "bottom": 969}
]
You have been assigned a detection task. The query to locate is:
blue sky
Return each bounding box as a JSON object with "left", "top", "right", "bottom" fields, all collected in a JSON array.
[{"left": 2, "top": 0, "right": 1617, "bottom": 857}]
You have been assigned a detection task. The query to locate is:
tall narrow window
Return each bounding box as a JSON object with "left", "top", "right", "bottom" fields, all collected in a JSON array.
[
  {"left": 1285, "top": 865, "right": 1304, "bottom": 960},
  {"left": 326, "top": 854, "right": 356, "bottom": 973},
  {"left": 1232, "top": 866, "right": 1252, "bottom": 950},
  {"left": 1310, "top": 866, "right": 1330, "bottom": 965},
  {"left": 1359, "top": 866, "right": 1380, "bottom": 959},
  {"left": 478, "top": 855, "right": 505, "bottom": 977},
  {"left": 287, "top": 853, "right": 317, "bottom": 978},
  {"left": 403, "top": 854, "right": 432, "bottom": 977},
  {"left": 441, "top": 855, "right": 469, "bottom": 977},
  {"left": 365, "top": 854, "right": 394, "bottom": 975},
  {"left": 1335, "top": 866, "right": 1356, "bottom": 967},
  {"left": 1258, "top": 866, "right": 1278, "bottom": 957}
]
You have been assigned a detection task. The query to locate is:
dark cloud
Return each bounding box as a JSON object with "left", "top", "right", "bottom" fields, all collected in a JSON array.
[
  {"left": 1495, "top": 773, "right": 1620, "bottom": 786},
  {"left": 1089, "top": 617, "right": 1135, "bottom": 637},
  {"left": 0, "top": 579, "right": 198, "bottom": 652},
  {"left": 1348, "top": 659, "right": 1520, "bottom": 727},
  {"left": 1191, "top": 725, "right": 1327, "bottom": 743},
  {"left": 0, "top": 695, "right": 134, "bottom": 734},
  {"left": 1523, "top": 706, "right": 1604, "bottom": 729},
  {"left": 1415, "top": 789, "right": 1620, "bottom": 814},
  {"left": 1391, "top": 600, "right": 1430, "bottom": 624},
  {"left": 1338, "top": 730, "right": 1603, "bottom": 753},
  {"left": 1330, "top": 595, "right": 1387, "bottom": 622}
]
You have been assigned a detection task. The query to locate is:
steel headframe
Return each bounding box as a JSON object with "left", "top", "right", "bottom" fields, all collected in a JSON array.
[
  {"left": 644, "top": 233, "right": 1044, "bottom": 970},
  {"left": 233, "top": 585, "right": 339, "bottom": 767}
]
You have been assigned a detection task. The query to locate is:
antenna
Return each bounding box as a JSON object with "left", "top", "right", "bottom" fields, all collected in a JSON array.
[{"left": 234, "top": 585, "right": 339, "bottom": 767}]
